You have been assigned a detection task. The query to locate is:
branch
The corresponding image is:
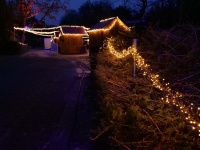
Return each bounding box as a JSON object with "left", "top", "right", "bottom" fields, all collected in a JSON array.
[
  {"left": 177, "top": 71, "right": 200, "bottom": 82},
  {"left": 109, "top": 136, "right": 131, "bottom": 150},
  {"left": 107, "top": 80, "right": 129, "bottom": 89},
  {"left": 90, "top": 126, "right": 111, "bottom": 141},
  {"left": 142, "top": 109, "right": 163, "bottom": 135}
]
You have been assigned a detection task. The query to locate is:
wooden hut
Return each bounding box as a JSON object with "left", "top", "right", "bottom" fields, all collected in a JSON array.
[
  {"left": 54, "top": 26, "right": 88, "bottom": 54},
  {"left": 88, "top": 16, "right": 131, "bottom": 52}
]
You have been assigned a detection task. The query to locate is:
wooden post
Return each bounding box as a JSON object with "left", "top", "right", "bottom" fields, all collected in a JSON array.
[{"left": 133, "top": 39, "right": 137, "bottom": 78}]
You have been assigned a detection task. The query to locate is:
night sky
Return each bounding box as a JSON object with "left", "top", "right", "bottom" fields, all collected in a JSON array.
[
  {"left": 46, "top": 0, "right": 120, "bottom": 26},
  {"left": 69, "top": 0, "right": 89, "bottom": 10},
  {"left": 46, "top": 0, "right": 93, "bottom": 26}
]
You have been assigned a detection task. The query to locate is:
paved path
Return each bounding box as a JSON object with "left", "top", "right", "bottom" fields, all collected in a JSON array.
[{"left": 0, "top": 50, "right": 93, "bottom": 150}]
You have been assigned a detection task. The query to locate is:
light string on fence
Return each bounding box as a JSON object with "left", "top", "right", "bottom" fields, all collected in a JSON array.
[
  {"left": 103, "top": 37, "right": 200, "bottom": 136},
  {"left": 14, "top": 25, "right": 89, "bottom": 37},
  {"left": 14, "top": 27, "right": 55, "bottom": 37}
]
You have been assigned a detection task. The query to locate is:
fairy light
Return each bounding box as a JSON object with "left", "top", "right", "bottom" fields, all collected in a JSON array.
[
  {"left": 14, "top": 27, "right": 55, "bottom": 37},
  {"left": 14, "top": 25, "right": 89, "bottom": 37},
  {"left": 18, "top": 42, "right": 27, "bottom": 46},
  {"left": 88, "top": 17, "right": 130, "bottom": 33},
  {"left": 100, "top": 17, "right": 116, "bottom": 22},
  {"left": 15, "top": 25, "right": 89, "bottom": 31},
  {"left": 105, "top": 37, "right": 200, "bottom": 137}
]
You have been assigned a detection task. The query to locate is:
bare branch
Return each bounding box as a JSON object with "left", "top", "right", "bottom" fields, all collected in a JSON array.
[
  {"left": 90, "top": 126, "right": 112, "bottom": 141},
  {"left": 109, "top": 136, "right": 131, "bottom": 150},
  {"left": 142, "top": 109, "right": 163, "bottom": 135}
]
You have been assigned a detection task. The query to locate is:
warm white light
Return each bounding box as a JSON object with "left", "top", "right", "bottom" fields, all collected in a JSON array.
[
  {"left": 14, "top": 25, "right": 89, "bottom": 37},
  {"left": 105, "top": 37, "right": 200, "bottom": 136},
  {"left": 88, "top": 17, "right": 130, "bottom": 33}
]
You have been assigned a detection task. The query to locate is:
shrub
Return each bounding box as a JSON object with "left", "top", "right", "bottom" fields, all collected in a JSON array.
[
  {"left": 0, "top": 41, "right": 28, "bottom": 55},
  {"left": 91, "top": 35, "right": 200, "bottom": 149}
]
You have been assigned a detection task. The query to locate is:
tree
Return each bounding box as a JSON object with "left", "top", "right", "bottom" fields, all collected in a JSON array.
[
  {"left": 138, "top": 0, "right": 148, "bottom": 19},
  {"left": 146, "top": 0, "right": 200, "bottom": 28},
  {"left": 146, "top": 0, "right": 179, "bottom": 28},
  {"left": 60, "top": 9, "right": 82, "bottom": 26},
  {"left": 180, "top": 0, "right": 200, "bottom": 24},
  {"left": 118, "top": 0, "right": 154, "bottom": 19},
  {"left": 12, "top": 0, "right": 69, "bottom": 26},
  {"left": 79, "top": 0, "right": 113, "bottom": 27},
  {"left": 9, "top": 0, "right": 69, "bottom": 42},
  {"left": 113, "top": 6, "right": 132, "bottom": 22}
]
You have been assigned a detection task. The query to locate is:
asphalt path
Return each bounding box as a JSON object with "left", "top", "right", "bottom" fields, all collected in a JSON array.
[{"left": 0, "top": 50, "right": 93, "bottom": 150}]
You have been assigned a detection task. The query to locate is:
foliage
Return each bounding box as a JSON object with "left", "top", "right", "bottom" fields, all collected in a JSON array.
[
  {"left": 118, "top": 0, "right": 155, "bottom": 19},
  {"left": 60, "top": 1, "right": 133, "bottom": 27},
  {"left": 0, "top": 41, "right": 28, "bottom": 55},
  {"left": 138, "top": 24, "right": 200, "bottom": 95},
  {"left": 180, "top": 0, "right": 200, "bottom": 25},
  {"left": 7, "top": 0, "right": 69, "bottom": 42},
  {"left": 78, "top": 0, "right": 114, "bottom": 27},
  {"left": 113, "top": 6, "right": 133, "bottom": 23},
  {"left": 8, "top": 0, "right": 69, "bottom": 27},
  {"left": 146, "top": 1, "right": 179, "bottom": 28},
  {"left": 60, "top": 9, "right": 82, "bottom": 26},
  {"left": 147, "top": 0, "right": 200, "bottom": 28},
  {"left": 91, "top": 34, "right": 200, "bottom": 149},
  {"left": 58, "top": 0, "right": 200, "bottom": 29}
]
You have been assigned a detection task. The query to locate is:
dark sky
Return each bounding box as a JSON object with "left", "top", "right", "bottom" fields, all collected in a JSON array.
[
  {"left": 46, "top": 0, "right": 120, "bottom": 26},
  {"left": 46, "top": 0, "right": 93, "bottom": 25},
  {"left": 68, "top": 0, "right": 120, "bottom": 13},
  {"left": 69, "top": 0, "right": 89, "bottom": 10},
  {"left": 46, "top": 0, "right": 88, "bottom": 25}
]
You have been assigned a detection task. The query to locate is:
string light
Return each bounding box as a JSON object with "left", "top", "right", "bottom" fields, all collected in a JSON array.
[
  {"left": 14, "top": 25, "right": 89, "bottom": 31},
  {"left": 14, "top": 27, "right": 55, "bottom": 37},
  {"left": 105, "top": 37, "right": 200, "bottom": 136},
  {"left": 14, "top": 25, "right": 89, "bottom": 37},
  {"left": 88, "top": 17, "right": 130, "bottom": 33}
]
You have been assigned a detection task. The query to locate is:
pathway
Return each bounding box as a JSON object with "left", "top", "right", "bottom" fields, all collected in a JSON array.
[{"left": 0, "top": 50, "right": 94, "bottom": 150}]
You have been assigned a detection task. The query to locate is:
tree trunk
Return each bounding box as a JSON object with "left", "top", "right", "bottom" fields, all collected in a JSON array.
[{"left": 138, "top": 0, "right": 147, "bottom": 19}]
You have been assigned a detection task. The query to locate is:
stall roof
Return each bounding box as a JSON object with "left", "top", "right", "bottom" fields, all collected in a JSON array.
[{"left": 60, "top": 26, "right": 88, "bottom": 35}]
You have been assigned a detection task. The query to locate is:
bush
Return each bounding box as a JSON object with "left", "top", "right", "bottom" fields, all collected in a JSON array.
[
  {"left": 0, "top": 41, "right": 28, "bottom": 55},
  {"left": 91, "top": 35, "right": 200, "bottom": 149},
  {"left": 138, "top": 24, "right": 200, "bottom": 94}
]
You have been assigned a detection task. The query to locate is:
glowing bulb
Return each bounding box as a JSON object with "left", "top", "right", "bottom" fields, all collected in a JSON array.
[{"left": 105, "top": 37, "right": 200, "bottom": 136}]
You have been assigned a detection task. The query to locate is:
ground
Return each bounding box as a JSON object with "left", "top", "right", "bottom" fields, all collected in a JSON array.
[{"left": 0, "top": 50, "right": 94, "bottom": 150}]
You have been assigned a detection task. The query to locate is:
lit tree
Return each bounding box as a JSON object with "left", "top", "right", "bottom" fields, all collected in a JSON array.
[
  {"left": 9, "top": 0, "right": 69, "bottom": 42},
  {"left": 15, "top": 0, "right": 34, "bottom": 28}
]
